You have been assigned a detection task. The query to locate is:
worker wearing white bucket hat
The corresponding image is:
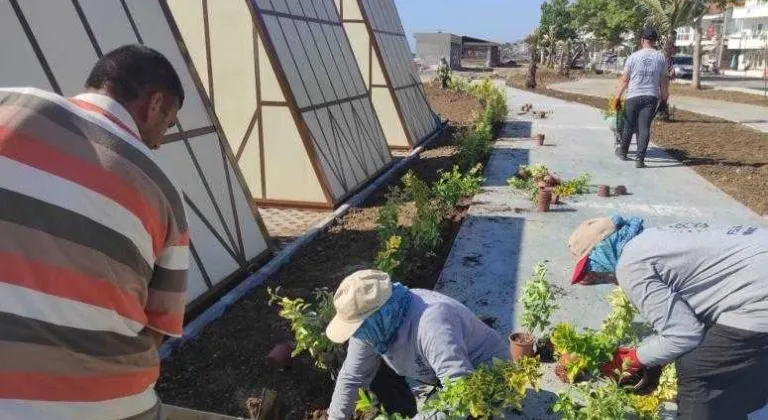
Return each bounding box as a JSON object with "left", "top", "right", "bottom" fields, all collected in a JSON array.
[{"left": 325, "top": 270, "right": 507, "bottom": 420}]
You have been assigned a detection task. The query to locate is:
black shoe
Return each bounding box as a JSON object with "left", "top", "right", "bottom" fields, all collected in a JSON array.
[
  {"left": 615, "top": 146, "right": 628, "bottom": 161},
  {"left": 635, "top": 159, "right": 646, "bottom": 169}
]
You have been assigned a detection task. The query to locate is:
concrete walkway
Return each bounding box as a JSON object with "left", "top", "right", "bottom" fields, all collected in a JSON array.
[
  {"left": 435, "top": 87, "right": 766, "bottom": 418},
  {"left": 550, "top": 78, "right": 768, "bottom": 134}
]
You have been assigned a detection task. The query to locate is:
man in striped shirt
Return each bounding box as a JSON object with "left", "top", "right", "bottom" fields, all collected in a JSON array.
[{"left": 0, "top": 45, "right": 188, "bottom": 419}]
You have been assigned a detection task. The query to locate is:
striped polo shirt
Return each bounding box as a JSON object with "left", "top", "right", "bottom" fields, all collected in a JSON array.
[{"left": 0, "top": 88, "right": 189, "bottom": 420}]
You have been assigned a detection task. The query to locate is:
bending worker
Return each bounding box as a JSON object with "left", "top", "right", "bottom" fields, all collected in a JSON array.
[
  {"left": 324, "top": 270, "right": 507, "bottom": 419},
  {"left": 568, "top": 216, "right": 768, "bottom": 420},
  {"left": 612, "top": 26, "right": 669, "bottom": 168}
]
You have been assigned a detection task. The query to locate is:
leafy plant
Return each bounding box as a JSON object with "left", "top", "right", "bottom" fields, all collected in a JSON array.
[
  {"left": 520, "top": 262, "right": 559, "bottom": 337},
  {"left": 425, "top": 357, "right": 542, "bottom": 419},
  {"left": 455, "top": 129, "right": 493, "bottom": 170},
  {"left": 653, "top": 364, "right": 677, "bottom": 402},
  {"left": 402, "top": 171, "right": 447, "bottom": 253},
  {"left": 601, "top": 287, "right": 640, "bottom": 345},
  {"left": 551, "top": 323, "right": 615, "bottom": 383},
  {"left": 376, "top": 189, "right": 405, "bottom": 243},
  {"left": 434, "top": 164, "right": 485, "bottom": 207},
  {"left": 554, "top": 173, "right": 592, "bottom": 198},
  {"left": 355, "top": 389, "right": 408, "bottom": 420},
  {"left": 267, "top": 287, "right": 340, "bottom": 369},
  {"left": 553, "top": 376, "right": 663, "bottom": 420},
  {"left": 375, "top": 235, "right": 403, "bottom": 276}
]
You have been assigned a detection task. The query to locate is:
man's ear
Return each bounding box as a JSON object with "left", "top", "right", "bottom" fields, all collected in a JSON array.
[{"left": 147, "top": 91, "right": 165, "bottom": 119}]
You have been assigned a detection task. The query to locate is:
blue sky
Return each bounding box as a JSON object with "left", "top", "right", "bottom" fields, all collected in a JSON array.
[{"left": 394, "top": 0, "right": 546, "bottom": 48}]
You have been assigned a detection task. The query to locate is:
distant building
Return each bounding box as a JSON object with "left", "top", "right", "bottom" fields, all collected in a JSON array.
[
  {"left": 726, "top": 0, "right": 768, "bottom": 77},
  {"left": 414, "top": 32, "right": 501, "bottom": 70}
]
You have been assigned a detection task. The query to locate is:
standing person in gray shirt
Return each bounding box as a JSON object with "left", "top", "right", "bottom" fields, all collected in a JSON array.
[
  {"left": 323, "top": 270, "right": 508, "bottom": 419},
  {"left": 612, "top": 26, "right": 670, "bottom": 168},
  {"left": 567, "top": 216, "right": 768, "bottom": 420}
]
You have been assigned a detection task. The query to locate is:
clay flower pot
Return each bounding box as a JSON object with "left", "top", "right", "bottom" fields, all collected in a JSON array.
[
  {"left": 552, "top": 194, "right": 562, "bottom": 205},
  {"left": 509, "top": 332, "right": 536, "bottom": 362},
  {"left": 543, "top": 175, "right": 558, "bottom": 187},
  {"left": 614, "top": 185, "right": 628, "bottom": 196},
  {"left": 535, "top": 133, "right": 545, "bottom": 146},
  {"left": 266, "top": 342, "right": 294, "bottom": 369},
  {"left": 597, "top": 185, "right": 610, "bottom": 198},
  {"left": 516, "top": 167, "right": 529, "bottom": 179},
  {"left": 537, "top": 188, "right": 553, "bottom": 212},
  {"left": 555, "top": 352, "right": 579, "bottom": 383}
]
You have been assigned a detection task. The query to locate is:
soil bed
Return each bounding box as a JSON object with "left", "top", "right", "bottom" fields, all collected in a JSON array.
[
  {"left": 669, "top": 84, "right": 768, "bottom": 108},
  {"left": 157, "top": 87, "right": 485, "bottom": 419},
  {"left": 508, "top": 84, "right": 768, "bottom": 216}
]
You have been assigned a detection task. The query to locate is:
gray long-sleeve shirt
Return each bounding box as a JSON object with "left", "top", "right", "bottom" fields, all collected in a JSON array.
[
  {"left": 616, "top": 223, "right": 768, "bottom": 367},
  {"left": 327, "top": 289, "right": 508, "bottom": 420}
]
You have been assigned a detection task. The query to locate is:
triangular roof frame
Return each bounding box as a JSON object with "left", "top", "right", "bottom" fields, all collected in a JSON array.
[
  {"left": 337, "top": 0, "right": 442, "bottom": 151},
  {"left": 165, "top": 0, "right": 394, "bottom": 210}
]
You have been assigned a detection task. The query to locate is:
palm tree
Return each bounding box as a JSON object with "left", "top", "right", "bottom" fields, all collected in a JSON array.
[{"left": 639, "top": 0, "right": 706, "bottom": 66}]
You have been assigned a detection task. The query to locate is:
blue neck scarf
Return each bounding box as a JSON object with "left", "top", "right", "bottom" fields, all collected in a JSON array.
[
  {"left": 353, "top": 283, "right": 412, "bottom": 354},
  {"left": 588, "top": 215, "right": 645, "bottom": 273}
]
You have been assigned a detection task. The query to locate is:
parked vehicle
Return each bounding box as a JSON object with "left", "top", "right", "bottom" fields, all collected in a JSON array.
[{"left": 672, "top": 55, "right": 694, "bottom": 79}]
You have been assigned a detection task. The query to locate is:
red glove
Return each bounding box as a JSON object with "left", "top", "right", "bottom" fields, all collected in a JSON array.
[{"left": 600, "top": 347, "right": 642, "bottom": 378}]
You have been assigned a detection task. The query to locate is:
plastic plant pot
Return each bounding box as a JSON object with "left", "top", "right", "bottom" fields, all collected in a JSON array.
[
  {"left": 266, "top": 342, "right": 294, "bottom": 369},
  {"left": 597, "top": 185, "right": 610, "bottom": 198},
  {"left": 509, "top": 332, "right": 536, "bottom": 362}
]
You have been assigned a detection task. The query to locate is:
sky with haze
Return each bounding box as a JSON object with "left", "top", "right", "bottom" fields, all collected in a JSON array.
[{"left": 393, "top": 0, "right": 547, "bottom": 48}]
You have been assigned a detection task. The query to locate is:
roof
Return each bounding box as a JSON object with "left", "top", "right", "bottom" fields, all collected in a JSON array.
[{"left": 461, "top": 36, "right": 500, "bottom": 46}]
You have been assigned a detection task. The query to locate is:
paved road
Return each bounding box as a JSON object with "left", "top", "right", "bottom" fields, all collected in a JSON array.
[
  {"left": 695, "top": 74, "right": 768, "bottom": 94},
  {"left": 435, "top": 87, "right": 766, "bottom": 418},
  {"left": 549, "top": 78, "right": 768, "bottom": 134}
]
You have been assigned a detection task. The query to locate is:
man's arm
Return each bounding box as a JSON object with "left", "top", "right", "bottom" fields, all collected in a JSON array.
[
  {"left": 617, "top": 263, "right": 705, "bottom": 366},
  {"left": 659, "top": 59, "right": 670, "bottom": 101},
  {"left": 614, "top": 55, "right": 632, "bottom": 101},
  {"left": 327, "top": 338, "right": 381, "bottom": 420}
]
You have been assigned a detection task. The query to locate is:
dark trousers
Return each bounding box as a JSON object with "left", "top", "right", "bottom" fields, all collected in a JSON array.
[
  {"left": 620, "top": 95, "right": 658, "bottom": 162},
  {"left": 676, "top": 324, "right": 768, "bottom": 420},
  {"left": 370, "top": 363, "right": 418, "bottom": 417}
]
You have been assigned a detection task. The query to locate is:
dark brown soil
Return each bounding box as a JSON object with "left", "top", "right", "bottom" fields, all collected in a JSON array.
[
  {"left": 514, "top": 86, "right": 768, "bottom": 216},
  {"left": 670, "top": 84, "right": 768, "bottom": 108},
  {"left": 157, "top": 88, "right": 486, "bottom": 419},
  {"left": 423, "top": 82, "right": 483, "bottom": 126}
]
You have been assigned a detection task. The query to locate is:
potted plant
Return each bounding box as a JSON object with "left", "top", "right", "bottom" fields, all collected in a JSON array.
[{"left": 510, "top": 263, "right": 558, "bottom": 361}]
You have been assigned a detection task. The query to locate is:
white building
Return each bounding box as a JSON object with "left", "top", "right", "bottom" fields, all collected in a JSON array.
[
  {"left": 674, "top": 10, "right": 726, "bottom": 71},
  {"left": 725, "top": 0, "right": 768, "bottom": 77}
]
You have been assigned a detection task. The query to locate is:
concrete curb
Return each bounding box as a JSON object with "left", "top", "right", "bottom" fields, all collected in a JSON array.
[{"left": 160, "top": 122, "right": 448, "bottom": 360}]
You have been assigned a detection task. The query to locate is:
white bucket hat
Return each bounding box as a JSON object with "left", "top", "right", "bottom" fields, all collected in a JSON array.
[{"left": 325, "top": 270, "right": 392, "bottom": 344}]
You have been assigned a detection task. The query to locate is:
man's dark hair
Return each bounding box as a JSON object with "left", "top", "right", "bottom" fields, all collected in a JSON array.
[
  {"left": 641, "top": 26, "right": 659, "bottom": 42},
  {"left": 86, "top": 44, "right": 184, "bottom": 107}
]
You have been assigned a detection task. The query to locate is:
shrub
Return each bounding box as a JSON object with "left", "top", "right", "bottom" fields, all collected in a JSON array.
[
  {"left": 425, "top": 357, "right": 542, "bottom": 419},
  {"left": 267, "top": 287, "right": 340, "bottom": 369},
  {"left": 376, "top": 190, "right": 404, "bottom": 243},
  {"left": 375, "top": 235, "right": 403, "bottom": 276},
  {"left": 434, "top": 164, "right": 485, "bottom": 207},
  {"left": 455, "top": 129, "right": 493, "bottom": 170},
  {"left": 554, "top": 377, "right": 663, "bottom": 420}
]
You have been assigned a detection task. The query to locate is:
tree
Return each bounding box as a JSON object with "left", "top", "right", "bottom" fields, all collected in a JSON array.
[
  {"left": 638, "top": 0, "right": 706, "bottom": 71},
  {"left": 692, "top": 2, "right": 743, "bottom": 88},
  {"left": 572, "top": 0, "right": 645, "bottom": 50},
  {"left": 539, "top": 0, "right": 576, "bottom": 68},
  {"left": 525, "top": 28, "right": 541, "bottom": 89}
]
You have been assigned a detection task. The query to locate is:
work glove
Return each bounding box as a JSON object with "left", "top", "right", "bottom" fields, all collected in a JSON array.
[{"left": 600, "top": 347, "right": 642, "bottom": 378}]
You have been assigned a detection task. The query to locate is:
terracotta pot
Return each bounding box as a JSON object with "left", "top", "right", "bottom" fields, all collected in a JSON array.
[
  {"left": 266, "top": 342, "right": 294, "bottom": 369},
  {"left": 509, "top": 332, "right": 536, "bottom": 362},
  {"left": 614, "top": 185, "right": 628, "bottom": 196},
  {"left": 552, "top": 194, "right": 562, "bottom": 205},
  {"left": 535, "top": 133, "right": 545, "bottom": 146},
  {"left": 543, "top": 175, "right": 557, "bottom": 187},
  {"left": 555, "top": 353, "right": 579, "bottom": 383},
  {"left": 516, "top": 167, "right": 529, "bottom": 179},
  {"left": 520, "top": 105, "right": 528, "bottom": 112},
  {"left": 597, "top": 185, "right": 610, "bottom": 198},
  {"left": 537, "top": 188, "right": 553, "bottom": 212}
]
